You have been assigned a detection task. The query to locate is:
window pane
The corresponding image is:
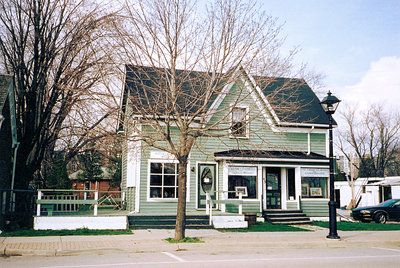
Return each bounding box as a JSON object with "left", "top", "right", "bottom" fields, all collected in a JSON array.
[
  {"left": 150, "top": 163, "right": 162, "bottom": 173},
  {"left": 301, "top": 177, "right": 328, "bottom": 198},
  {"left": 150, "top": 187, "right": 162, "bottom": 198},
  {"left": 163, "top": 187, "right": 176, "bottom": 198},
  {"left": 164, "top": 163, "right": 176, "bottom": 174},
  {"left": 232, "top": 107, "right": 245, "bottom": 121},
  {"left": 150, "top": 175, "right": 162, "bottom": 186},
  {"left": 232, "top": 122, "right": 245, "bottom": 136},
  {"left": 164, "top": 175, "right": 176, "bottom": 186},
  {"left": 228, "top": 175, "right": 257, "bottom": 199},
  {"left": 267, "top": 174, "right": 279, "bottom": 190},
  {"left": 231, "top": 107, "right": 246, "bottom": 136}
]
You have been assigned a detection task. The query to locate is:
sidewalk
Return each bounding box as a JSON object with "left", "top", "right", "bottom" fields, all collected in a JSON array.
[{"left": 2, "top": 228, "right": 400, "bottom": 257}]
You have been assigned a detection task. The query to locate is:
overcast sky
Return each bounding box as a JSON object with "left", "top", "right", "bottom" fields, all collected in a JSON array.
[{"left": 263, "top": 0, "right": 400, "bottom": 112}]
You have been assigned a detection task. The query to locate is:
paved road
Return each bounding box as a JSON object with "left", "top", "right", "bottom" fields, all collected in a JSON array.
[{"left": 2, "top": 246, "right": 400, "bottom": 268}]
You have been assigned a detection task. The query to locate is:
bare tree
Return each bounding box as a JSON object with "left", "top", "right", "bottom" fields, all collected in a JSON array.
[
  {"left": 114, "top": 0, "right": 316, "bottom": 239},
  {"left": 338, "top": 104, "right": 400, "bottom": 178},
  {"left": 0, "top": 0, "right": 119, "bottom": 189}
]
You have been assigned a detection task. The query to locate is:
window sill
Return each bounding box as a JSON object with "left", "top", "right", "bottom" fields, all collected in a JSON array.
[
  {"left": 228, "top": 135, "right": 249, "bottom": 139},
  {"left": 147, "top": 198, "right": 178, "bottom": 202}
]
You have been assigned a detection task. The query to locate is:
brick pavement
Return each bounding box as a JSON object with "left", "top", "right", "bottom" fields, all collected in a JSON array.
[{"left": 1, "top": 228, "right": 400, "bottom": 256}]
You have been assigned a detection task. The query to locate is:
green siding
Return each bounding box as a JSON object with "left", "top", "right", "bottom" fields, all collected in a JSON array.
[
  {"left": 286, "top": 201, "right": 298, "bottom": 210},
  {"left": 226, "top": 201, "right": 261, "bottom": 213},
  {"left": 310, "top": 133, "right": 326, "bottom": 155},
  {"left": 300, "top": 199, "right": 329, "bottom": 217},
  {"left": 123, "top": 81, "right": 328, "bottom": 215}
]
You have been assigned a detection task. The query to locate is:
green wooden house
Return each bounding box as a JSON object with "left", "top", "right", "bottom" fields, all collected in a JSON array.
[{"left": 120, "top": 65, "right": 334, "bottom": 221}]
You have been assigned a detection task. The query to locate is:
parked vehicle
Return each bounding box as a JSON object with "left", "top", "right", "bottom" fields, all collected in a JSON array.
[{"left": 351, "top": 199, "right": 400, "bottom": 223}]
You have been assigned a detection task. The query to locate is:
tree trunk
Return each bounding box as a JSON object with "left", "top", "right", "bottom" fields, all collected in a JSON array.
[{"left": 175, "top": 159, "right": 188, "bottom": 240}]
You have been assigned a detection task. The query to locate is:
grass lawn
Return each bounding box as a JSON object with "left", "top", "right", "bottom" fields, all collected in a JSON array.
[
  {"left": 165, "top": 237, "right": 204, "bottom": 243},
  {"left": 314, "top": 221, "right": 400, "bottom": 231},
  {"left": 0, "top": 228, "right": 133, "bottom": 237},
  {"left": 222, "top": 222, "right": 311, "bottom": 232}
]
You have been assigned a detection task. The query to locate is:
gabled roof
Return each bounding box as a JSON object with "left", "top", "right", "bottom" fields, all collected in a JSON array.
[{"left": 121, "top": 65, "right": 331, "bottom": 130}]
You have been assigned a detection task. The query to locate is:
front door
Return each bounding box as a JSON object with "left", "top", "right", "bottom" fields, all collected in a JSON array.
[
  {"left": 266, "top": 167, "right": 281, "bottom": 209},
  {"left": 197, "top": 163, "right": 217, "bottom": 209}
]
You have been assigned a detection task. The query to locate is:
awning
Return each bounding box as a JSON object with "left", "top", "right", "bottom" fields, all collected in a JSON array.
[{"left": 214, "top": 150, "right": 329, "bottom": 163}]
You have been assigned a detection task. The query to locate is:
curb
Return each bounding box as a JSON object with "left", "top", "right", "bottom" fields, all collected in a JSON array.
[{"left": 4, "top": 247, "right": 57, "bottom": 257}]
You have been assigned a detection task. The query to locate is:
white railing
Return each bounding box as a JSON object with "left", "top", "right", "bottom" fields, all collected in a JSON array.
[
  {"left": 36, "top": 189, "right": 126, "bottom": 216},
  {"left": 205, "top": 190, "right": 244, "bottom": 225}
]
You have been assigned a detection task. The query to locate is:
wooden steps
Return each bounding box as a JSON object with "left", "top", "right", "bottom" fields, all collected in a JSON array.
[{"left": 263, "top": 209, "right": 312, "bottom": 225}]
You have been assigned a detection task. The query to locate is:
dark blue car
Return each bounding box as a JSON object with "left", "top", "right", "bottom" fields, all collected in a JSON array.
[{"left": 351, "top": 199, "right": 400, "bottom": 223}]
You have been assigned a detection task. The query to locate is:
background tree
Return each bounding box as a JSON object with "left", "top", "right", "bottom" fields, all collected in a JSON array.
[
  {"left": 106, "top": 140, "right": 122, "bottom": 190},
  {"left": 44, "top": 156, "right": 71, "bottom": 189},
  {"left": 0, "top": 0, "right": 118, "bottom": 190},
  {"left": 77, "top": 145, "right": 104, "bottom": 188},
  {"left": 115, "top": 0, "right": 318, "bottom": 239},
  {"left": 338, "top": 104, "right": 400, "bottom": 178}
]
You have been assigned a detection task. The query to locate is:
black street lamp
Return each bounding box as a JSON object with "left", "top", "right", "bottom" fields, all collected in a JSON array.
[{"left": 321, "top": 91, "right": 341, "bottom": 239}]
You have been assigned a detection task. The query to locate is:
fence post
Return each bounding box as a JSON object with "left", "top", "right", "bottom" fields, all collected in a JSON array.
[
  {"left": 2, "top": 191, "right": 6, "bottom": 214},
  {"left": 94, "top": 191, "right": 98, "bottom": 216},
  {"left": 221, "top": 192, "right": 227, "bottom": 213},
  {"left": 238, "top": 192, "right": 243, "bottom": 215},
  {"left": 37, "top": 190, "right": 42, "bottom": 216},
  {"left": 209, "top": 197, "right": 213, "bottom": 225},
  {"left": 206, "top": 192, "right": 210, "bottom": 215},
  {"left": 11, "top": 192, "right": 15, "bottom": 212}
]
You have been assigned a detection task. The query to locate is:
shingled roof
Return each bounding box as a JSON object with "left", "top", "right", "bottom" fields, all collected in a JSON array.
[
  {"left": 258, "top": 77, "right": 333, "bottom": 125},
  {"left": 123, "top": 65, "right": 223, "bottom": 116},
  {"left": 121, "top": 65, "right": 331, "bottom": 128}
]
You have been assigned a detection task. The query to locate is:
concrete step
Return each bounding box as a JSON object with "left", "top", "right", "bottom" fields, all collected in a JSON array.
[{"left": 211, "top": 215, "right": 248, "bottom": 229}]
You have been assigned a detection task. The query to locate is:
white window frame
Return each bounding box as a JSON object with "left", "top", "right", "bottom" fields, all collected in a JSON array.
[
  {"left": 147, "top": 159, "right": 179, "bottom": 202},
  {"left": 229, "top": 105, "right": 249, "bottom": 139},
  {"left": 227, "top": 165, "right": 258, "bottom": 200}
]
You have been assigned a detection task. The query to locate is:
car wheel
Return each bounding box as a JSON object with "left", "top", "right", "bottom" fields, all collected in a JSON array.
[{"left": 374, "top": 212, "right": 387, "bottom": 224}]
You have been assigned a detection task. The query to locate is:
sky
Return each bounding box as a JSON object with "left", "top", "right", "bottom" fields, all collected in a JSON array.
[{"left": 263, "top": 0, "right": 400, "bottom": 113}]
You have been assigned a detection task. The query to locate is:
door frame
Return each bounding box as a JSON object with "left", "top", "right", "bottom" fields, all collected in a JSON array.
[
  {"left": 196, "top": 162, "right": 218, "bottom": 209},
  {"left": 264, "top": 167, "right": 282, "bottom": 209}
]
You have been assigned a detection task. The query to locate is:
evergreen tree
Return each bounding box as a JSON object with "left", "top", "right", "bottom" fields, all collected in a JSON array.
[
  {"left": 107, "top": 141, "right": 121, "bottom": 189},
  {"left": 77, "top": 147, "right": 104, "bottom": 184},
  {"left": 358, "top": 158, "right": 376, "bottom": 178},
  {"left": 45, "top": 158, "right": 71, "bottom": 189}
]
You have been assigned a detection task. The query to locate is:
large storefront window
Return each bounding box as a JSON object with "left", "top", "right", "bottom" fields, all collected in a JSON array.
[
  {"left": 149, "top": 162, "right": 178, "bottom": 198},
  {"left": 228, "top": 166, "right": 257, "bottom": 199},
  {"left": 301, "top": 168, "right": 329, "bottom": 198},
  {"left": 301, "top": 177, "right": 328, "bottom": 198}
]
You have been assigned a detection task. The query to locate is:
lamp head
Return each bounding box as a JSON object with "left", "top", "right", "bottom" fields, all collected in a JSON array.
[{"left": 321, "top": 91, "right": 341, "bottom": 115}]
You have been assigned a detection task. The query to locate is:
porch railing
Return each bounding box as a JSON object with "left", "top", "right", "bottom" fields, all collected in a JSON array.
[
  {"left": 36, "top": 189, "right": 125, "bottom": 216},
  {"left": 205, "top": 190, "right": 244, "bottom": 225}
]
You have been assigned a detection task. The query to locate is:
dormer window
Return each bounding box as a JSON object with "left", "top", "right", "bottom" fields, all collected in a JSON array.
[{"left": 231, "top": 107, "right": 248, "bottom": 138}]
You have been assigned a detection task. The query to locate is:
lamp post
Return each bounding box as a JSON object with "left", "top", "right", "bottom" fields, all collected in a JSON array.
[{"left": 321, "top": 91, "right": 341, "bottom": 239}]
